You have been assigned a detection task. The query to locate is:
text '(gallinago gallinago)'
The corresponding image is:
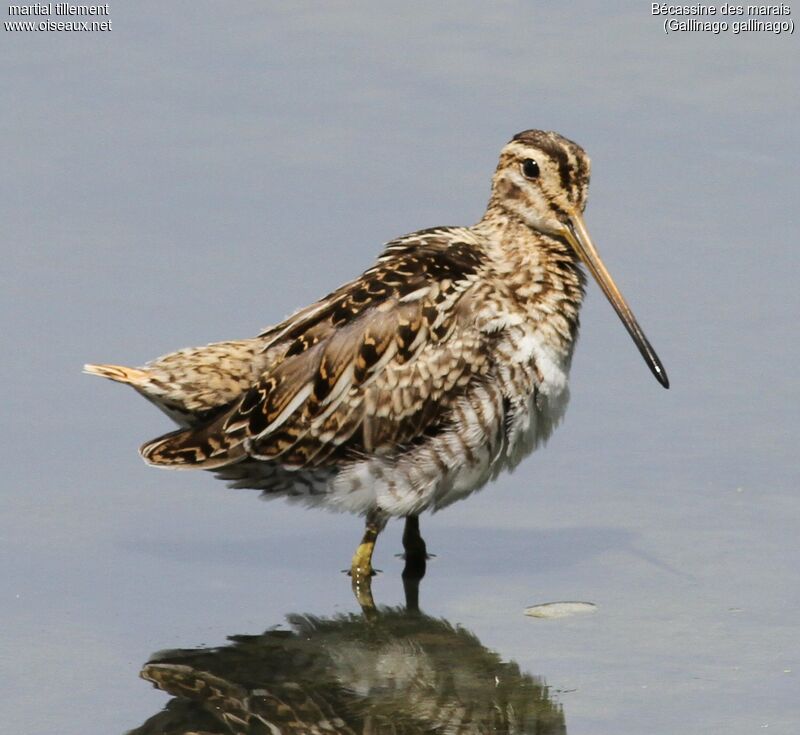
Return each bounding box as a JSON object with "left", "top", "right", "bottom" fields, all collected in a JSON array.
[{"left": 85, "top": 130, "right": 668, "bottom": 582}]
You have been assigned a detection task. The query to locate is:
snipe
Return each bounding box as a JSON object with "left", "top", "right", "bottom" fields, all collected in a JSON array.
[{"left": 86, "top": 130, "right": 668, "bottom": 585}]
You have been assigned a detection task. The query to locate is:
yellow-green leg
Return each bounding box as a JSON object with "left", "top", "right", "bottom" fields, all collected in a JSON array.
[
  {"left": 350, "top": 511, "right": 387, "bottom": 579},
  {"left": 350, "top": 510, "right": 386, "bottom": 578},
  {"left": 350, "top": 510, "right": 387, "bottom": 610}
]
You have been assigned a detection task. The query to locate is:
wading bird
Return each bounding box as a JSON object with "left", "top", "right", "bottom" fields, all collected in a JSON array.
[{"left": 85, "top": 130, "right": 668, "bottom": 586}]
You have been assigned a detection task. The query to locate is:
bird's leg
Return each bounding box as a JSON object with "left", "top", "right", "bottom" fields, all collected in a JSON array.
[
  {"left": 401, "top": 515, "right": 428, "bottom": 612},
  {"left": 350, "top": 510, "right": 387, "bottom": 613},
  {"left": 402, "top": 514, "right": 429, "bottom": 564},
  {"left": 350, "top": 509, "right": 387, "bottom": 579}
]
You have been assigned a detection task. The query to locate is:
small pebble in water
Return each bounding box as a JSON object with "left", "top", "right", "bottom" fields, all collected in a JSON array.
[{"left": 524, "top": 601, "right": 597, "bottom": 619}]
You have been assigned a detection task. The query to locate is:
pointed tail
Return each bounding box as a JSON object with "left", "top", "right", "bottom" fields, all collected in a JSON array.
[{"left": 83, "top": 363, "right": 149, "bottom": 385}]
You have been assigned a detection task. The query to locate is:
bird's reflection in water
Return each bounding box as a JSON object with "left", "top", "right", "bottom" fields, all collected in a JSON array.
[{"left": 130, "top": 554, "right": 567, "bottom": 735}]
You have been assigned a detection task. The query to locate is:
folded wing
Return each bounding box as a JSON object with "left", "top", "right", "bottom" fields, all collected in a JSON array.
[{"left": 140, "top": 231, "right": 492, "bottom": 469}]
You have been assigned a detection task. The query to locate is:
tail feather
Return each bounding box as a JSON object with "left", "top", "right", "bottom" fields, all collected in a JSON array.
[
  {"left": 140, "top": 420, "right": 246, "bottom": 469},
  {"left": 83, "top": 363, "right": 149, "bottom": 385}
]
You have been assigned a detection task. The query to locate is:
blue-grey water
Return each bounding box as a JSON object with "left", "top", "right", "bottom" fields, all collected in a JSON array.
[{"left": 1, "top": 2, "right": 798, "bottom": 732}]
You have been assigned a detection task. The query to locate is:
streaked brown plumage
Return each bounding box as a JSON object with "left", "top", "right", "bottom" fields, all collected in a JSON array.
[
  {"left": 141, "top": 230, "right": 508, "bottom": 470},
  {"left": 86, "top": 130, "right": 668, "bottom": 579},
  {"left": 85, "top": 338, "right": 271, "bottom": 426}
]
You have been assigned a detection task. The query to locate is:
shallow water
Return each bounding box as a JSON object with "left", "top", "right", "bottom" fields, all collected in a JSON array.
[{"left": 1, "top": 3, "right": 798, "bottom": 733}]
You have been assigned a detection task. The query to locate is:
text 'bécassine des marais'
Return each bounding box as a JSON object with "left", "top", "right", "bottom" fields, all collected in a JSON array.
[
  {"left": 651, "top": 3, "right": 790, "bottom": 14},
  {"left": 7, "top": 4, "right": 109, "bottom": 15}
]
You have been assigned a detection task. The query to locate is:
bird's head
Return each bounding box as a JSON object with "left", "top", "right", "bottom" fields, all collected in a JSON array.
[
  {"left": 489, "top": 129, "right": 669, "bottom": 389},
  {"left": 490, "top": 129, "right": 591, "bottom": 233}
]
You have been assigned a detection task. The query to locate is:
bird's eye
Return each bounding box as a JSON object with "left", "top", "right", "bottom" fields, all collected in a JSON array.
[{"left": 521, "top": 159, "right": 540, "bottom": 179}]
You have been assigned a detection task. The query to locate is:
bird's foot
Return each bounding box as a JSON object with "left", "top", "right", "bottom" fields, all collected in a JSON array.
[{"left": 343, "top": 567, "right": 382, "bottom": 577}]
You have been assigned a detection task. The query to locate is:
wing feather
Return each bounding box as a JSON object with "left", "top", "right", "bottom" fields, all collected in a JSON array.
[{"left": 140, "top": 230, "right": 492, "bottom": 469}]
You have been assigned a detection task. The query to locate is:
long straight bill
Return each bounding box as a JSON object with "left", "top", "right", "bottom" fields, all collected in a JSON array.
[{"left": 564, "top": 212, "right": 669, "bottom": 389}]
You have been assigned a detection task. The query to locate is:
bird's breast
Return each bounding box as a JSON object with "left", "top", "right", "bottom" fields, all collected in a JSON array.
[{"left": 493, "top": 323, "right": 572, "bottom": 400}]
